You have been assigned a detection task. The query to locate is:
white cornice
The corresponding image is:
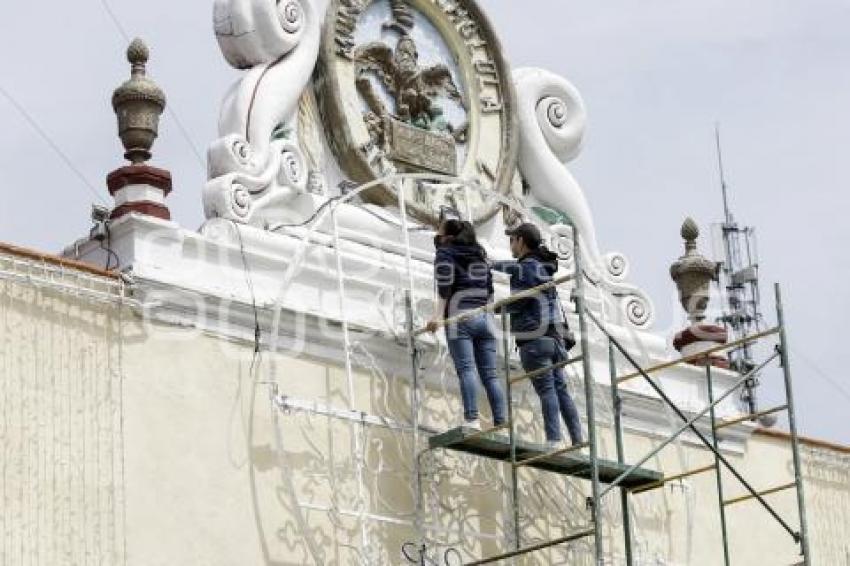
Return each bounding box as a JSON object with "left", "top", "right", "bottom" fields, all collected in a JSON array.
[{"left": 62, "top": 213, "right": 756, "bottom": 449}]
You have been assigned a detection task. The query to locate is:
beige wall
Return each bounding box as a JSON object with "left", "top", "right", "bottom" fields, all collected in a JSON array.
[
  {"left": 0, "top": 263, "right": 126, "bottom": 565},
  {"left": 2, "top": 266, "right": 849, "bottom": 565}
]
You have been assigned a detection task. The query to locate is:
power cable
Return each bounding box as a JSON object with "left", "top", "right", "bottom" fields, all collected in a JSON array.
[
  {"left": 352, "top": 202, "right": 431, "bottom": 232},
  {"left": 232, "top": 222, "right": 261, "bottom": 357},
  {"left": 792, "top": 348, "right": 850, "bottom": 405},
  {"left": 99, "top": 225, "right": 121, "bottom": 271},
  {"left": 224, "top": 221, "right": 263, "bottom": 472},
  {"left": 268, "top": 195, "right": 346, "bottom": 232},
  {"left": 269, "top": 196, "right": 432, "bottom": 234},
  {"left": 0, "top": 85, "right": 107, "bottom": 205}
]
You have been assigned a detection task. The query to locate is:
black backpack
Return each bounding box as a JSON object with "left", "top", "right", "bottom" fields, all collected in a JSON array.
[{"left": 552, "top": 287, "right": 577, "bottom": 352}]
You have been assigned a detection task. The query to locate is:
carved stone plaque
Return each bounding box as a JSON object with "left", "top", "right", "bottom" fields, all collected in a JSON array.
[{"left": 387, "top": 118, "right": 457, "bottom": 175}]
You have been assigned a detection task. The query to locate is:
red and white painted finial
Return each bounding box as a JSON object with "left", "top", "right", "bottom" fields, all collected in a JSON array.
[{"left": 108, "top": 38, "right": 172, "bottom": 221}]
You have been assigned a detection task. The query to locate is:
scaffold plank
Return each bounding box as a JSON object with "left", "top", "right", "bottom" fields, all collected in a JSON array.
[{"left": 429, "top": 426, "right": 663, "bottom": 490}]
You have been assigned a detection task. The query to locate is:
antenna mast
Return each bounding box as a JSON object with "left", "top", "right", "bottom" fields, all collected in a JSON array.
[
  {"left": 714, "top": 125, "right": 764, "bottom": 417},
  {"left": 716, "top": 125, "right": 733, "bottom": 226}
]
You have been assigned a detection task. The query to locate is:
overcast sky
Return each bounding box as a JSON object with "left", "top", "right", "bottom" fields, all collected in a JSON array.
[{"left": 1, "top": 1, "right": 848, "bottom": 444}]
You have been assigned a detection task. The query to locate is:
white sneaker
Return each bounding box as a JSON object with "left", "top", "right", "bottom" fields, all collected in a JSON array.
[
  {"left": 463, "top": 419, "right": 482, "bottom": 431},
  {"left": 545, "top": 439, "right": 566, "bottom": 453}
]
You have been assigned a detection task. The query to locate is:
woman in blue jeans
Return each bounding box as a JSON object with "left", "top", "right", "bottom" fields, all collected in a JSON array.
[
  {"left": 517, "top": 334, "right": 583, "bottom": 446},
  {"left": 493, "top": 223, "right": 583, "bottom": 447},
  {"left": 426, "top": 220, "right": 506, "bottom": 430}
]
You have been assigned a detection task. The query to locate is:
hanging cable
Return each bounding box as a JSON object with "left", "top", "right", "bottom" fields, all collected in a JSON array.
[
  {"left": 100, "top": 224, "right": 121, "bottom": 272},
  {"left": 232, "top": 222, "right": 261, "bottom": 356},
  {"left": 793, "top": 349, "right": 850, "bottom": 405},
  {"left": 224, "top": 222, "right": 264, "bottom": 472},
  {"left": 351, "top": 202, "right": 432, "bottom": 232},
  {"left": 0, "top": 85, "right": 106, "bottom": 205},
  {"left": 268, "top": 195, "right": 345, "bottom": 232}
]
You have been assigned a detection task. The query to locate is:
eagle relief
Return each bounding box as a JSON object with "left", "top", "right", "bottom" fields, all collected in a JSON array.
[
  {"left": 318, "top": 0, "right": 518, "bottom": 225},
  {"left": 355, "top": 33, "right": 467, "bottom": 175}
]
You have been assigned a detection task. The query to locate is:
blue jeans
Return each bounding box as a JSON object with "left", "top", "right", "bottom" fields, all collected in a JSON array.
[
  {"left": 519, "top": 337, "right": 584, "bottom": 444},
  {"left": 445, "top": 313, "right": 507, "bottom": 424}
]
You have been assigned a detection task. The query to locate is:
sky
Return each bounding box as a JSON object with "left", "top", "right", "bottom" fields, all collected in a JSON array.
[{"left": 1, "top": 1, "right": 848, "bottom": 444}]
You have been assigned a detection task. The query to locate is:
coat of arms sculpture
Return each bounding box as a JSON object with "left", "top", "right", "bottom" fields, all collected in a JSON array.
[
  {"left": 204, "top": 0, "right": 656, "bottom": 329},
  {"left": 317, "top": 0, "right": 518, "bottom": 224}
]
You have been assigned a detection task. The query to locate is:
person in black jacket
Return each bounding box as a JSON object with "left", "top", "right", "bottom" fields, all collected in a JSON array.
[
  {"left": 425, "top": 220, "right": 506, "bottom": 430},
  {"left": 492, "top": 223, "right": 583, "bottom": 448}
]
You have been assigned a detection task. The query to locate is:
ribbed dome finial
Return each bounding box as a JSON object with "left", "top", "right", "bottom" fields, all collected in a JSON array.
[
  {"left": 127, "top": 38, "right": 150, "bottom": 66},
  {"left": 112, "top": 38, "right": 166, "bottom": 164}
]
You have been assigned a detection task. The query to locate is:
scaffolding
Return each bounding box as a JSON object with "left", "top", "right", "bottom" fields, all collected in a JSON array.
[
  {"left": 405, "top": 229, "right": 811, "bottom": 565},
  {"left": 259, "top": 174, "right": 810, "bottom": 565}
]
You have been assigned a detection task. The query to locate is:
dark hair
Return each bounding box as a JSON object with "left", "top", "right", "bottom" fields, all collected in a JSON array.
[
  {"left": 505, "top": 223, "right": 542, "bottom": 250},
  {"left": 440, "top": 220, "right": 487, "bottom": 257},
  {"left": 525, "top": 237, "right": 542, "bottom": 250}
]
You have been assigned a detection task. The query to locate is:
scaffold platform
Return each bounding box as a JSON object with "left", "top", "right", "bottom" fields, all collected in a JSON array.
[{"left": 429, "top": 426, "right": 664, "bottom": 490}]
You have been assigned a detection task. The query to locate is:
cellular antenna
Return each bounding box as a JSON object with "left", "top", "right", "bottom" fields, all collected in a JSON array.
[
  {"left": 713, "top": 125, "right": 767, "bottom": 420},
  {"left": 716, "top": 124, "right": 733, "bottom": 226}
]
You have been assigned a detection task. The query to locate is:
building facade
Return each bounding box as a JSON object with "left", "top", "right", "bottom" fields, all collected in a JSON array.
[{"left": 2, "top": 0, "right": 848, "bottom": 564}]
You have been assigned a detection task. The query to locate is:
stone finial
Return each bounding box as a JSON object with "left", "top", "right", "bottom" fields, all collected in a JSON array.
[
  {"left": 112, "top": 38, "right": 166, "bottom": 164},
  {"left": 107, "top": 39, "right": 172, "bottom": 223},
  {"left": 670, "top": 217, "right": 716, "bottom": 323},
  {"left": 670, "top": 218, "right": 729, "bottom": 368}
]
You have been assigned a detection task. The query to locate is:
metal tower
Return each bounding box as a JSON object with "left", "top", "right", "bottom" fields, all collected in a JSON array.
[{"left": 713, "top": 125, "right": 765, "bottom": 417}]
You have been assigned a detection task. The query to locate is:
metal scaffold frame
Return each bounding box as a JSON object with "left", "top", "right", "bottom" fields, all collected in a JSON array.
[
  {"left": 405, "top": 228, "right": 811, "bottom": 566},
  {"left": 260, "top": 172, "right": 810, "bottom": 565}
]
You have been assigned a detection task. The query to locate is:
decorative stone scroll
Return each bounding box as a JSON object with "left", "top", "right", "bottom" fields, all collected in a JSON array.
[{"left": 204, "top": 0, "right": 322, "bottom": 225}]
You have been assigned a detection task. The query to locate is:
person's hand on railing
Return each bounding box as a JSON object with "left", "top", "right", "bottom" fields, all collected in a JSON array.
[
  {"left": 413, "top": 274, "right": 575, "bottom": 337},
  {"left": 426, "top": 297, "right": 449, "bottom": 333}
]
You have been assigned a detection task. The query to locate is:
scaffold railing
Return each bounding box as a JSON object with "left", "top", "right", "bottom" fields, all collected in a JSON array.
[
  {"left": 406, "top": 226, "right": 811, "bottom": 566},
  {"left": 256, "top": 171, "right": 809, "bottom": 565}
]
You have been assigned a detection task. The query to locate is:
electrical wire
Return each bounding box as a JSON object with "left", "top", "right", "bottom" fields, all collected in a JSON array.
[
  {"left": 225, "top": 222, "right": 264, "bottom": 473},
  {"left": 269, "top": 183, "right": 439, "bottom": 234},
  {"left": 100, "top": 225, "right": 121, "bottom": 271},
  {"left": 792, "top": 349, "right": 850, "bottom": 405},
  {"left": 268, "top": 195, "right": 346, "bottom": 232},
  {"left": 0, "top": 85, "right": 106, "bottom": 205},
  {"left": 232, "top": 222, "right": 261, "bottom": 356},
  {"left": 352, "top": 203, "right": 432, "bottom": 232}
]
